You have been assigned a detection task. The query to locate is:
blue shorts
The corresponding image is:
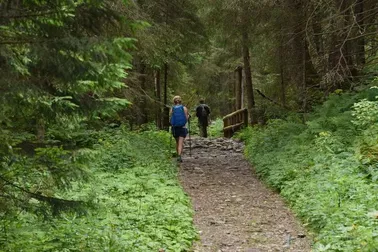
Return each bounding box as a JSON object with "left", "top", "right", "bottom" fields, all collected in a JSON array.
[{"left": 171, "top": 127, "right": 188, "bottom": 138}]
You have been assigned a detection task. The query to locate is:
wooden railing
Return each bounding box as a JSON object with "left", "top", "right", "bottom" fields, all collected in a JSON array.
[{"left": 223, "top": 108, "right": 248, "bottom": 138}]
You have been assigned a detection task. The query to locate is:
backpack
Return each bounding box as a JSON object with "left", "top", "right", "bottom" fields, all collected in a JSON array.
[
  {"left": 170, "top": 105, "right": 187, "bottom": 127},
  {"left": 199, "top": 105, "right": 208, "bottom": 118}
]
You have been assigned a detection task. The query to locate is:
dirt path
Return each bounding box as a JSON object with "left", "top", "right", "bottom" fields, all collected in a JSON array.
[{"left": 179, "top": 137, "right": 311, "bottom": 252}]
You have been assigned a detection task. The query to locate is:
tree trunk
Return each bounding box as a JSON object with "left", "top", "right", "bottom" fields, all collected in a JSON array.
[
  {"left": 341, "top": 0, "right": 354, "bottom": 76},
  {"left": 228, "top": 72, "right": 234, "bottom": 113},
  {"left": 312, "top": 12, "right": 324, "bottom": 56},
  {"left": 302, "top": 38, "right": 307, "bottom": 122},
  {"left": 279, "top": 46, "right": 286, "bottom": 107},
  {"left": 155, "top": 69, "right": 162, "bottom": 129},
  {"left": 235, "top": 66, "right": 243, "bottom": 110},
  {"left": 326, "top": 0, "right": 354, "bottom": 88},
  {"left": 163, "top": 63, "right": 169, "bottom": 131},
  {"left": 138, "top": 63, "right": 148, "bottom": 125},
  {"left": 242, "top": 30, "right": 256, "bottom": 124},
  {"left": 310, "top": 10, "right": 327, "bottom": 85},
  {"left": 233, "top": 70, "right": 236, "bottom": 111},
  {"left": 355, "top": 0, "right": 366, "bottom": 67},
  {"left": 36, "top": 118, "right": 45, "bottom": 143}
]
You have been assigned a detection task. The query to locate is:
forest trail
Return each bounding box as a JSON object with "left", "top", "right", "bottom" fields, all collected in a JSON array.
[{"left": 179, "top": 137, "right": 311, "bottom": 252}]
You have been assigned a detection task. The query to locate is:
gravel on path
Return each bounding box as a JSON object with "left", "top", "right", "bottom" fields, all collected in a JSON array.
[{"left": 179, "top": 137, "right": 311, "bottom": 252}]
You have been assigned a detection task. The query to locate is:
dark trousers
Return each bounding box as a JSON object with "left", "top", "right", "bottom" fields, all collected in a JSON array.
[{"left": 199, "top": 124, "right": 208, "bottom": 138}]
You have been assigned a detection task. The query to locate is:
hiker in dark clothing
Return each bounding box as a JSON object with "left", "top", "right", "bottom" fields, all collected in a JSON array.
[
  {"left": 170, "top": 95, "right": 189, "bottom": 162},
  {"left": 196, "top": 99, "right": 211, "bottom": 138}
]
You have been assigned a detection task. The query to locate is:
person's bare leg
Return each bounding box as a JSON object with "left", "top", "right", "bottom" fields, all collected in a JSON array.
[
  {"left": 178, "top": 136, "right": 184, "bottom": 156},
  {"left": 175, "top": 138, "right": 179, "bottom": 155}
]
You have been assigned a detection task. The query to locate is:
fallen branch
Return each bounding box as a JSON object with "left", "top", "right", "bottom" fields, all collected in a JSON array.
[{"left": 254, "top": 88, "right": 290, "bottom": 110}]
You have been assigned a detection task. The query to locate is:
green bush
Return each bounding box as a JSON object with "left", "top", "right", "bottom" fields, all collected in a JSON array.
[{"left": 241, "top": 89, "right": 378, "bottom": 251}]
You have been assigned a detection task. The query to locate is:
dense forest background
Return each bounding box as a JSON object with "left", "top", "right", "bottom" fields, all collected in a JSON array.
[{"left": 1, "top": 0, "right": 378, "bottom": 251}]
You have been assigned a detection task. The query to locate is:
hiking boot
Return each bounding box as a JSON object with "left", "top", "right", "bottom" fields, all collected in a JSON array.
[{"left": 177, "top": 155, "right": 183, "bottom": 163}]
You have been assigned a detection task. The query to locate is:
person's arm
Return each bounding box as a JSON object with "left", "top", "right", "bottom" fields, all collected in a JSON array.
[
  {"left": 206, "top": 105, "right": 211, "bottom": 123},
  {"left": 206, "top": 105, "right": 210, "bottom": 115},
  {"left": 184, "top": 106, "right": 189, "bottom": 120},
  {"left": 169, "top": 107, "right": 172, "bottom": 124}
]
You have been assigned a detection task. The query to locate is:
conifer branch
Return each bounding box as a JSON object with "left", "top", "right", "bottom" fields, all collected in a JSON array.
[
  {"left": 0, "top": 175, "right": 85, "bottom": 214},
  {"left": 0, "top": 10, "right": 60, "bottom": 19}
]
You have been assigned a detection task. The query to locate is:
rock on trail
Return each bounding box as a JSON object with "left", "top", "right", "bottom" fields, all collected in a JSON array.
[{"left": 179, "top": 137, "right": 311, "bottom": 252}]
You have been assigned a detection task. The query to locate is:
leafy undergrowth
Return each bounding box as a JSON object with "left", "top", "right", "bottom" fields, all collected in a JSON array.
[
  {"left": 1, "top": 129, "right": 197, "bottom": 251},
  {"left": 208, "top": 118, "right": 224, "bottom": 138},
  {"left": 239, "top": 88, "right": 378, "bottom": 251}
]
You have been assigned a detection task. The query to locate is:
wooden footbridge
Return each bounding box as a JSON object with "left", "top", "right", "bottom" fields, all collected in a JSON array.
[{"left": 222, "top": 108, "right": 248, "bottom": 138}]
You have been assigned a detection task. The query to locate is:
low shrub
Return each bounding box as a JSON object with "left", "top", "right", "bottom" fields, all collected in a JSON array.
[{"left": 240, "top": 89, "right": 378, "bottom": 251}]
